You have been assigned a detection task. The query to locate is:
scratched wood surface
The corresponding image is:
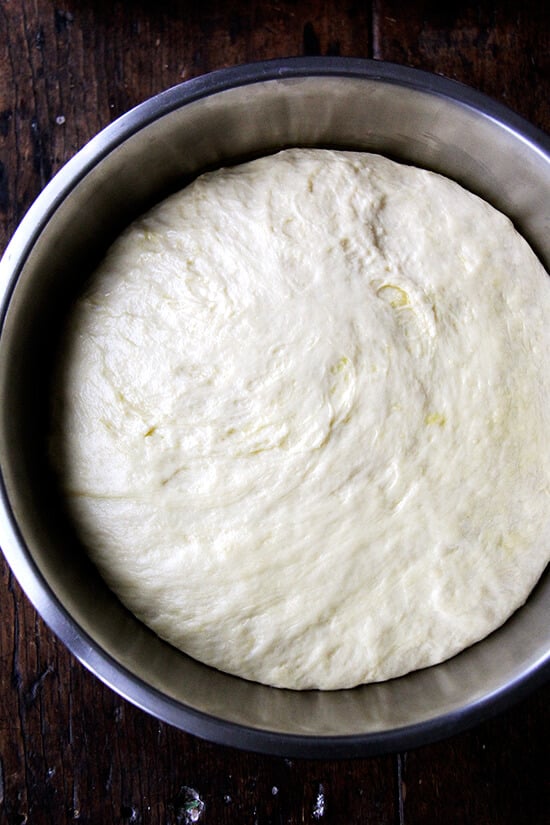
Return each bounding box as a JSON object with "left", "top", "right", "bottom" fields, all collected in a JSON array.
[{"left": 0, "top": 2, "right": 549, "bottom": 823}]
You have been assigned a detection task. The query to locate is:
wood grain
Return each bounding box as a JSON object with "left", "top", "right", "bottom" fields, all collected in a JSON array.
[
  {"left": 0, "top": 1, "right": 548, "bottom": 823},
  {"left": 372, "top": 0, "right": 550, "bottom": 129}
]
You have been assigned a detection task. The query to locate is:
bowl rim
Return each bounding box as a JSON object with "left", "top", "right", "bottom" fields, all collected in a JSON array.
[{"left": 0, "top": 56, "right": 549, "bottom": 758}]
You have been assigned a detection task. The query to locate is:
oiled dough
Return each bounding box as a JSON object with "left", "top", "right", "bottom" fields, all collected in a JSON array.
[{"left": 51, "top": 149, "right": 550, "bottom": 689}]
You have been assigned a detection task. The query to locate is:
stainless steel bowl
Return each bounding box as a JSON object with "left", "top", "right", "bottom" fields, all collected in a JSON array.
[{"left": 0, "top": 58, "right": 549, "bottom": 757}]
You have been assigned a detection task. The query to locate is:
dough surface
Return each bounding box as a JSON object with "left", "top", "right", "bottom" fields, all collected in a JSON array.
[{"left": 51, "top": 149, "right": 550, "bottom": 689}]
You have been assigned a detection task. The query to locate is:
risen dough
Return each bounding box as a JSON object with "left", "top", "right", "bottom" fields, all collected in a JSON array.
[{"left": 51, "top": 149, "right": 550, "bottom": 689}]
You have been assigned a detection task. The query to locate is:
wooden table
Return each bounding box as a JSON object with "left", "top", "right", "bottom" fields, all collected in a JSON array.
[{"left": 0, "top": 2, "right": 549, "bottom": 823}]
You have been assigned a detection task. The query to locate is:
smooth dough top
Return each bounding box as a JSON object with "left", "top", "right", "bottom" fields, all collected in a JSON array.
[{"left": 51, "top": 149, "right": 550, "bottom": 690}]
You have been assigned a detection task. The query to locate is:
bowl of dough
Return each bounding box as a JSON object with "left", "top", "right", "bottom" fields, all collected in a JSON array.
[{"left": 1, "top": 58, "right": 549, "bottom": 757}]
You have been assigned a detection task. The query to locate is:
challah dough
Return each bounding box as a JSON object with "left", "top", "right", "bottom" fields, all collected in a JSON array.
[{"left": 51, "top": 149, "right": 550, "bottom": 689}]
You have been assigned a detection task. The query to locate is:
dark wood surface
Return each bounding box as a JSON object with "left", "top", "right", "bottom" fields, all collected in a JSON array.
[{"left": 1, "top": 2, "right": 549, "bottom": 823}]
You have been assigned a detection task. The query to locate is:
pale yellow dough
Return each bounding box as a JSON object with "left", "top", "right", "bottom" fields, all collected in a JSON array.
[{"left": 51, "top": 149, "right": 550, "bottom": 689}]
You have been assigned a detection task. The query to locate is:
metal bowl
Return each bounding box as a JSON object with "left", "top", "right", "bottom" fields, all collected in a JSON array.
[{"left": 0, "top": 58, "right": 549, "bottom": 758}]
